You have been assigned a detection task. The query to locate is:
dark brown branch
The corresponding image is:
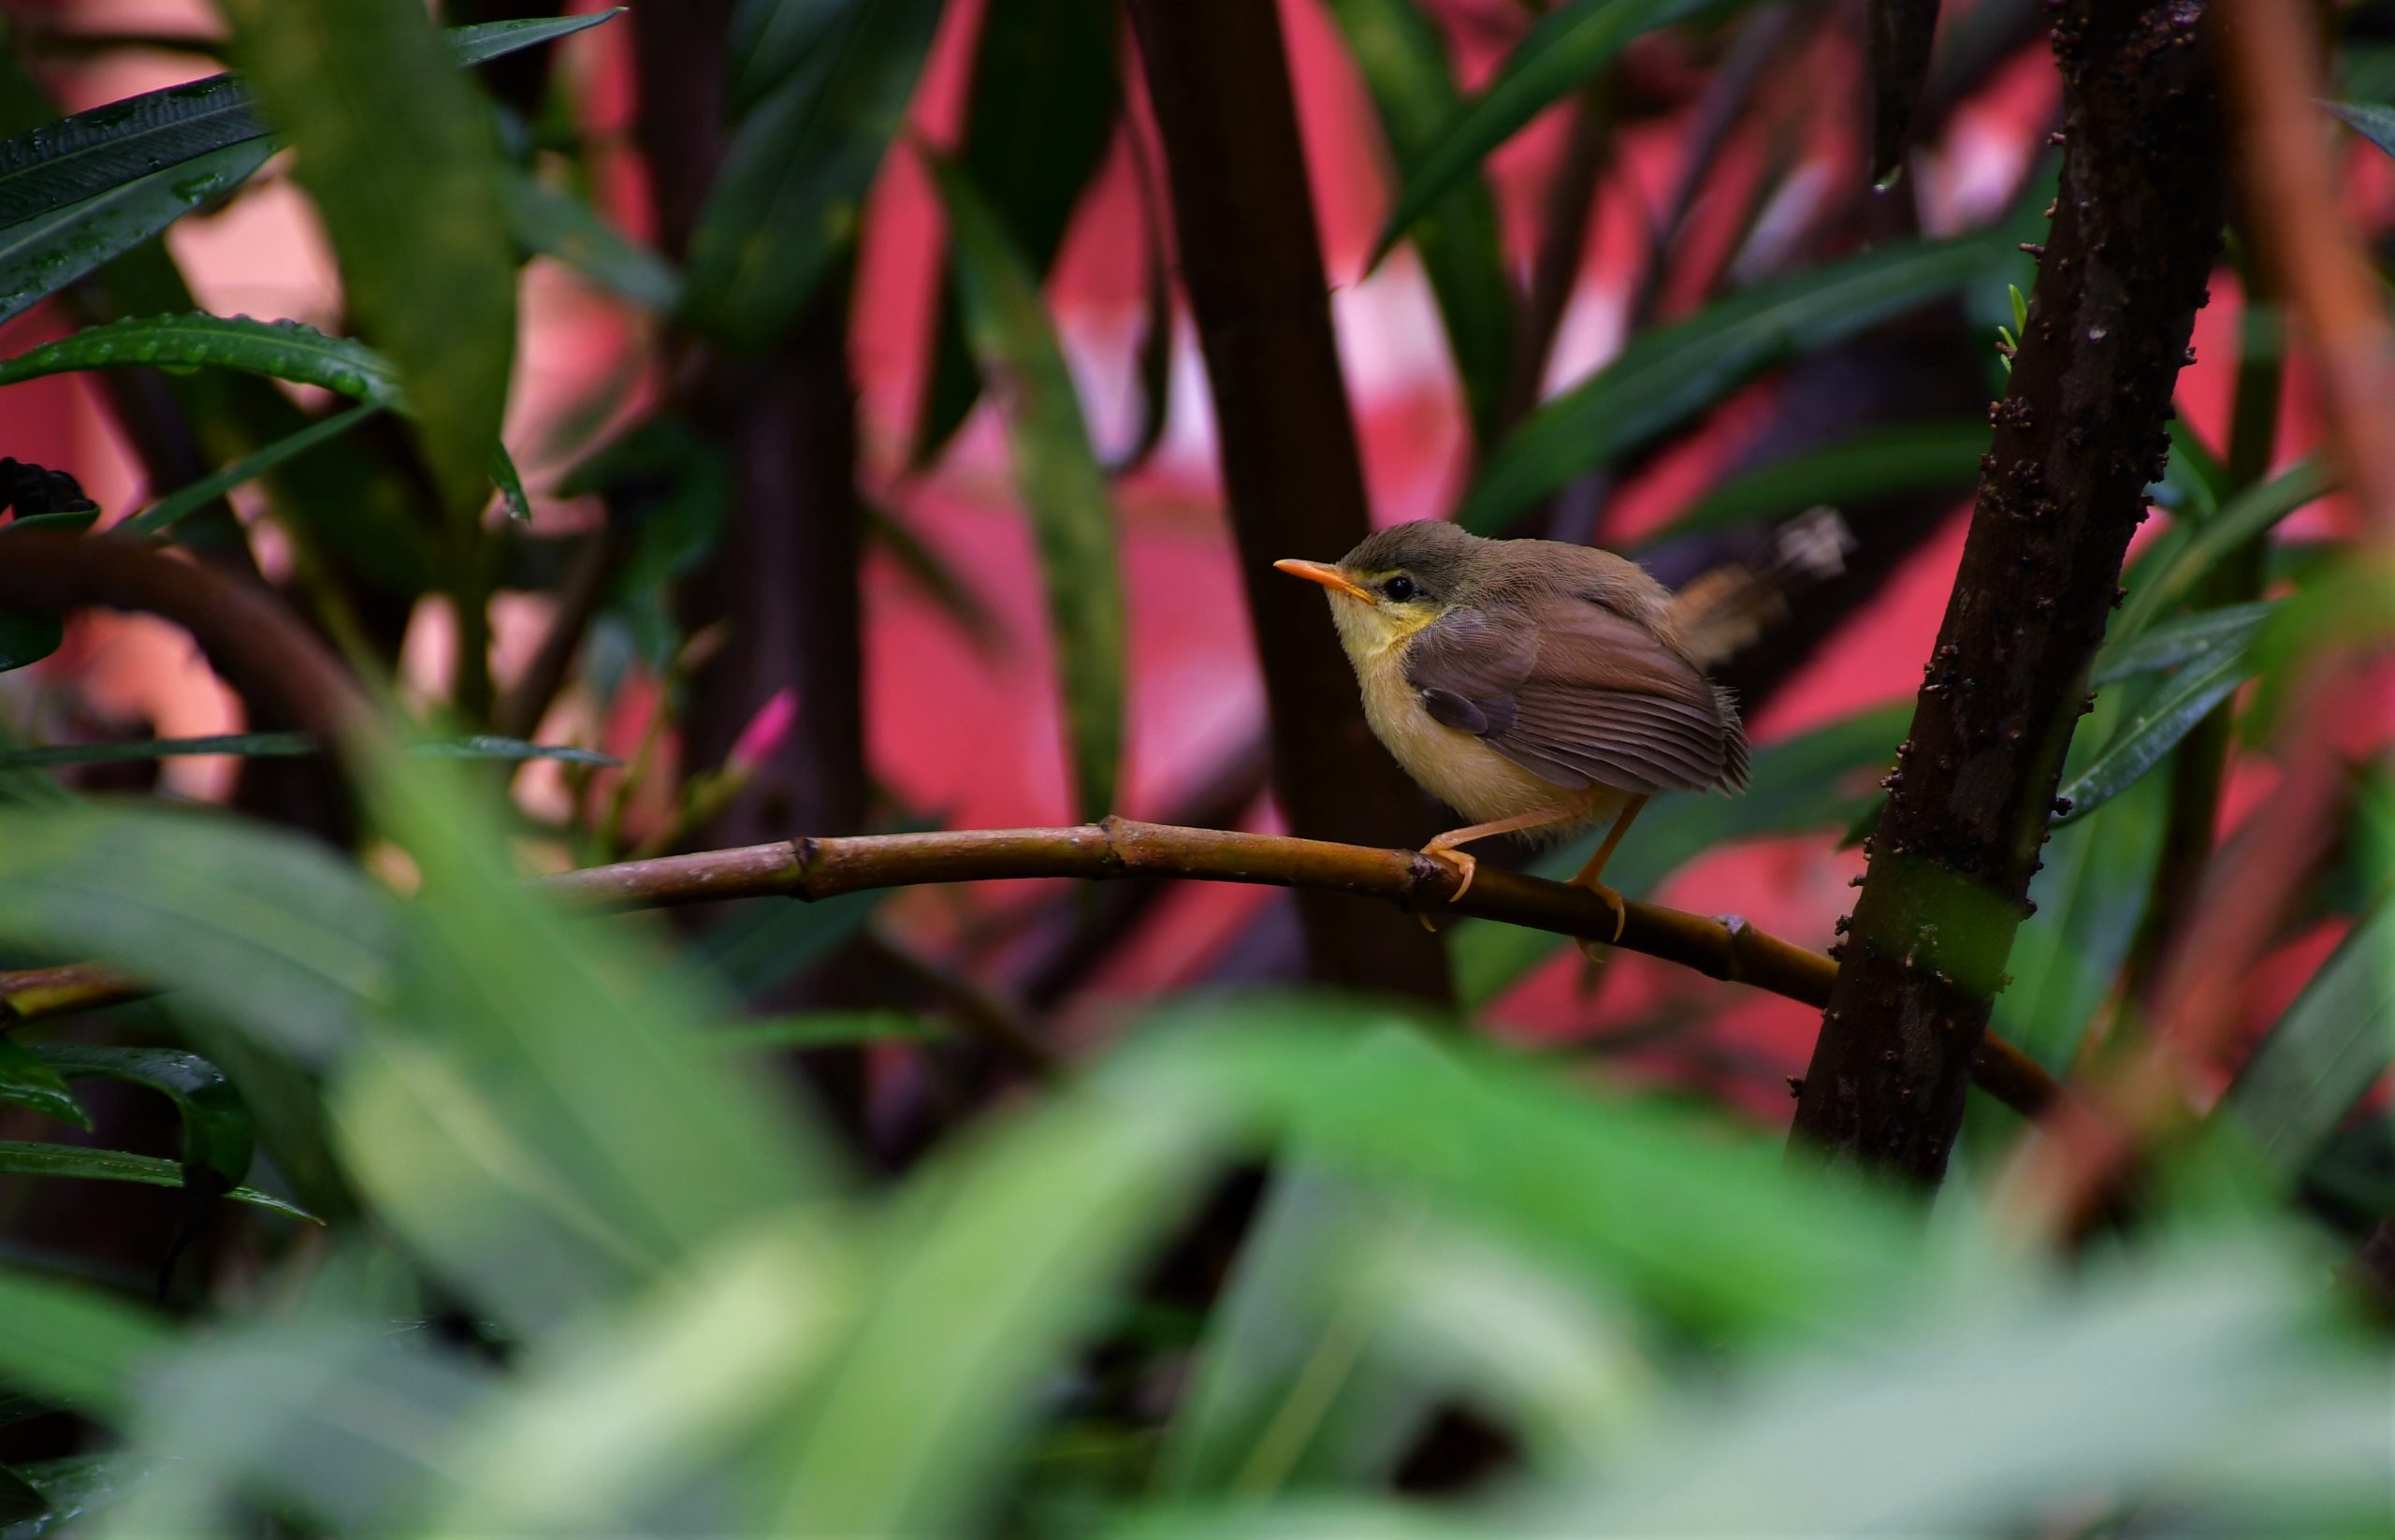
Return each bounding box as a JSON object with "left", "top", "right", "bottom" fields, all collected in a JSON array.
[
  {"left": 1791, "top": 0, "right": 2226, "bottom": 1184},
  {"left": 0, "top": 817, "right": 2060, "bottom": 1117},
  {"left": 1126, "top": 0, "right": 1452, "bottom": 1003},
  {"left": 0, "top": 533, "right": 371, "bottom": 742}
]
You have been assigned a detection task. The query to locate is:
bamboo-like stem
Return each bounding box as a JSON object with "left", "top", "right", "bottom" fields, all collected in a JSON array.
[{"left": 0, "top": 818, "right": 2061, "bottom": 1117}]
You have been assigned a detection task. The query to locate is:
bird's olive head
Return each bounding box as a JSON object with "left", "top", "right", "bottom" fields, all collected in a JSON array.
[{"left": 1273, "top": 520, "right": 1483, "bottom": 656}]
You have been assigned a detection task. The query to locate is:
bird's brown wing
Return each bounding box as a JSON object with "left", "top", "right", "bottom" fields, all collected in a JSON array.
[{"left": 1402, "top": 597, "right": 1748, "bottom": 796}]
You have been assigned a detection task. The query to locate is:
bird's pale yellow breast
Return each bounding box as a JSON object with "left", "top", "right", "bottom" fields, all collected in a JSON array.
[{"left": 1334, "top": 603, "right": 1622, "bottom": 832}]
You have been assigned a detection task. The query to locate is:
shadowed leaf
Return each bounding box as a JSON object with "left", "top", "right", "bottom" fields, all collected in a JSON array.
[
  {"left": 1459, "top": 237, "right": 1996, "bottom": 533},
  {"left": 687, "top": 0, "right": 945, "bottom": 346},
  {"left": 36, "top": 1046, "right": 253, "bottom": 1188},
  {"left": 914, "top": 0, "right": 1120, "bottom": 465},
  {"left": 2225, "top": 902, "right": 2395, "bottom": 1181},
  {"left": 1369, "top": 0, "right": 1739, "bottom": 269},
  {"left": 0, "top": 1039, "right": 87, "bottom": 1132},
  {"left": 1330, "top": 0, "right": 1514, "bottom": 451},
  {"left": 0, "top": 1141, "right": 310, "bottom": 1220},
  {"left": 1633, "top": 421, "right": 1986, "bottom": 552},
  {"left": 929, "top": 153, "right": 1125, "bottom": 821},
  {"left": 218, "top": 0, "right": 517, "bottom": 516}
]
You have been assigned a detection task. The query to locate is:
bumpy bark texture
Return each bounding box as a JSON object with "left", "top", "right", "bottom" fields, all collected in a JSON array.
[
  {"left": 1791, "top": 0, "right": 2225, "bottom": 1184},
  {"left": 1128, "top": 0, "right": 1451, "bottom": 1001}
]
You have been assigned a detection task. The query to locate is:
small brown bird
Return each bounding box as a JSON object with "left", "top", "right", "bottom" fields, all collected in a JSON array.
[{"left": 1275, "top": 518, "right": 1776, "bottom": 939}]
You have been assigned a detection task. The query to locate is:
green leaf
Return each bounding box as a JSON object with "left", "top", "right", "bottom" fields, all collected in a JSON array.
[
  {"left": 1369, "top": 0, "right": 1739, "bottom": 269},
  {"left": 2056, "top": 645, "right": 2257, "bottom": 825},
  {"left": 766, "top": 1047, "right": 1226, "bottom": 1535},
  {"left": 0, "top": 803, "right": 402, "bottom": 1065},
  {"left": 0, "top": 312, "right": 400, "bottom": 401},
  {"left": 685, "top": 0, "right": 945, "bottom": 346},
  {"left": 1459, "top": 237, "right": 1997, "bottom": 533},
  {"left": 345, "top": 748, "right": 834, "bottom": 1334},
  {"left": 2224, "top": 902, "right": 2395, "bottom": 1181},
  {"left": 120, "top": 400, "right": 383, "bottom": 537},
  {"left": 1161, "top": 1157, "right": 1442, "bottom": 1495},
  {"left": 0, "top": 1269, "right": 170, "bottom": 1418},
  {"left": 504, "top": 169, "right": 683, "bottom": 312},
  {"left": 0, "top": 1039, "right": 87, "bottom": 1131},
  {"left": 2094, "top": 600, "right": 2278, "bottom": 686},
  {"left": 1634, "top": 421, "right": 1987, "bottom": 552},
  {"left": 0, "top": 1454, "right": 156, "bottom": 1540},
  {"left": 1986, "top": 734, "right": 2169, "bottom": 1075},
  {"left": 2325, "top": 99, "right": 2395, "bottom": 161},
  {"left": 35, "top": 1045, "right": 253, "bottom": 1188},
  {"left": 0, "top": 316, "right": 532, "bottom": 517},
  {"left": 0, "top": 732, "right": 617, "bottom": 770},
  {"left": 914, "top": 0, "right": 1121, "bottom": 465},
  {"left": 1452, "top": 705, "right": 1909, "bottom": 1009},
  {"left": 2111, "top": 457, "right": 2331, "bottom": 649},
  {"left": 716, "top": 1011, "right": 950, "bottom": 1051},
  {"left": 0, "top": 13, "right": 619, "bottom": 229},
  {"left": 929, "top": 153, "right": 1125, "bottom": 821},
  {"left": 219, "top": 0, "right": 517, "bottom": 516},
  {"left": 1140, "top": 1010, "right": 1923, "bottom": 1335},
  {"left": 0, "top": 1140, "right": 310, "bottom": 1220},
  {"left": 0, "top": 139, "right": 270, "bottom": 330},
  {"left": 1540, "top": 1242, "right": 2394, "bottom": 1534},
  {"left": 0, "top": 1467, "right": 45, "bottom": 1530},
  {"left": 1329, "top": 0, "right": 1514, "bottom": 451},
  {"left": 0, "top": 613, "right": 60, "bottom": 675}
]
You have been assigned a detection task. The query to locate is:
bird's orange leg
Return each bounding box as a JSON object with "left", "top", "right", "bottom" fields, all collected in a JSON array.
[
  {"left": 1568, "top": 794, "right": 1649, "bottom": 947},
  {"left": 1417, "top": 790, "right": 1604, "bottom": 906}
]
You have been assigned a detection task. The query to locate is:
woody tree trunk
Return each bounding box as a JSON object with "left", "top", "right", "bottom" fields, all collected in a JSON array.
[
  {"left": 1126, "top": 0, "right": 1451, "bottom": 1002},
  {"left": 1791, "top": 0, "right": 2227, "bottom": 1184}
]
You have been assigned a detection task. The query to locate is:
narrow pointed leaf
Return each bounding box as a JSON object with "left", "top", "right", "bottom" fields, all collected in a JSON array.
[
  {"left": 0, "top": 13, "right": 620, "bottom": 228},
  {"left": 2111, "top": 457, "right": 2331, "bottom": 649},
  {"left": 2326, "top": 100, "right": 2395, "bottom": 161},
  {"left": 1634, "top": 421, "right": 1986, "bottom": 551},
  {"left": 0, "top": 1140, "right": 311, "bottom": 1220},
  {"left": 1459, "top": 237, "right": 1996, "bottom": 533},
  {"left": 914, "top": 0, "right": 1120, "bottom": 464},
  {"left": 2055, "top": 647, "right": 2257, "bottom": 825},
  {"left": 1369, "top": 0, "right": 1738, "bottom": 269},
  {"left": 687, "top": 0, "right": 945, "bottom": 345},
  {"left": 2094, "top": 600, "right": 2278, "bottom": 686},
  {"left": 119, "top": 400, "right": 384, "bottom": 537},
  {"left": 0, "top": 139, "right": 269, "bottom": 330},
  {"left": 36, "top": 1045, "right": 254, "bottom": 1188},
  {"left": 219, "top": 0, "right": 516, "bottom": 516},
  {"left": 0, "top": 732, "right": 618, "bottom": 770},
  {"left": 1331, "top": 0, "right": 1514, "bottom": 451},
  {"left": 2225, "top": 902, "right": 2395, "bottom": 1180},
  {"left": 0, "top": 312, "right": 400, "bottom": 400},
  {"left": 0, "top": 1039, "right": 88, "bottom": 1131},
  {"left": 930, "top": 154, "right": 1125, "bottom": 821},
  {"left": 505, "top": 170, "right": 683, "bottom": 312}
]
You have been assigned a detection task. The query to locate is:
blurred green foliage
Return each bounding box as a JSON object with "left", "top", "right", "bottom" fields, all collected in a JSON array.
[{"left": 0, "top": 3, "right": 2386, "bottom": 1535}]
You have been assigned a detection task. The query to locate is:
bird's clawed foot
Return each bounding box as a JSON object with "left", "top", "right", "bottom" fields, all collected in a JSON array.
[
  {"left": 1572, "top": 878, "right": 1627, "bottom": 961},
  {"left": 1421, "top": 844, "right": 1477, "bottom": 902}
]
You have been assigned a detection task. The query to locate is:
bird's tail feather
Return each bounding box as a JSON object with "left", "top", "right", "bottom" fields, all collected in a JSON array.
[{"left": 1668, "top": 506, "right": 1853, "bottom": 669}]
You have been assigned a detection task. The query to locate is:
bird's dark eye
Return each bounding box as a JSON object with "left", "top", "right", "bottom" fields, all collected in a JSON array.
[{"left": 1383, "top": 574, "right": 1417, "bottom": 603}]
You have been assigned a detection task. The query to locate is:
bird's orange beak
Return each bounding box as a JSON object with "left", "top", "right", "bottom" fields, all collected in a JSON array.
[{"left": 1273, "top": 559, "right": 1375, "bottom": 604}]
